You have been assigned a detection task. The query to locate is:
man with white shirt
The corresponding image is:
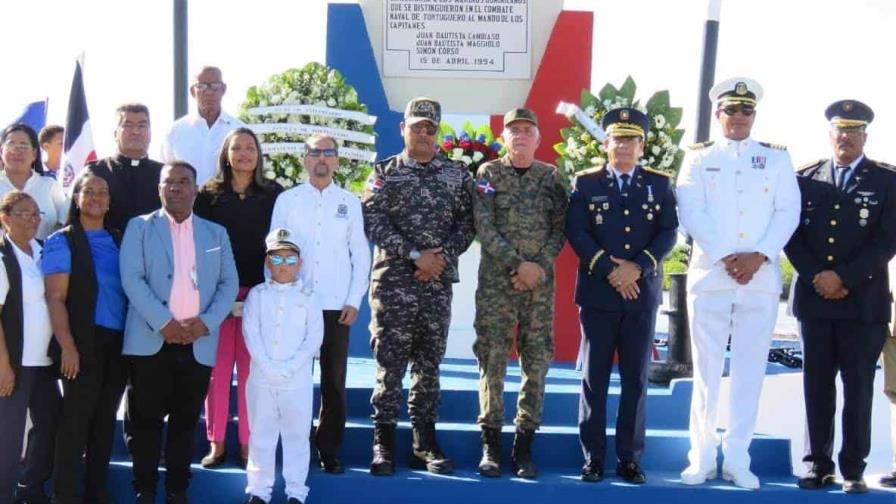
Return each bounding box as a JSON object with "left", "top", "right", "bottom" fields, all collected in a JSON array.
[
  {"left": 676, "top": 77, "right": 801, "bottom": 489},
  {"left": 269, "top": 133, "right": 371, "bottom": 474},
  {"left": 160, "top": 66, "right": 242, "bottom": 186}
]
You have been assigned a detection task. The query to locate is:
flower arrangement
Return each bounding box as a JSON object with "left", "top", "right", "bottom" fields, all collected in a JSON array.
[
  {"left": 437, "top": 121, "right": 504, "bottom": 176},
  {"left": 554, "top": 76, "right": 685, "bottom": 188},
  {"left": 239, "top": 62, "right": 376, "bottom": 193}
]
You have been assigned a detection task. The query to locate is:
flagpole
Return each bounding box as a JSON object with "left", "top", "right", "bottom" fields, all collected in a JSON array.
[
  {"left": 695, "top": 0, "right": 721, "bottom": 142},
  {"left": 649, "top": 0, "right": 722, "bottom": 385},
  {"left": 174, "top": 0, "right": 188, "bottom": 119}
]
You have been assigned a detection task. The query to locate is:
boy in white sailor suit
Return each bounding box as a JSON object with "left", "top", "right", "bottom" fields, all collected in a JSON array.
[
  {"left": 243, "top": 228, "right": 324, "bottom": 504},
  {"left": 676, "top": 77, "right": 801, "bottom": 489}
]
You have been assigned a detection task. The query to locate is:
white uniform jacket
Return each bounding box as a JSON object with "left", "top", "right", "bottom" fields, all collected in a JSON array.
[
  {"left": 676, "top": 138, "right": 801, "bottom": 295},
  {"left": 242, "top": 280, "right": 324, "bottom": 389}
]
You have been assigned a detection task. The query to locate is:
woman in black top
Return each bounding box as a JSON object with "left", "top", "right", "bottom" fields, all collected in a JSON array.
[{"left": 194, "top": 128, "right": 282, "bottom": 468}]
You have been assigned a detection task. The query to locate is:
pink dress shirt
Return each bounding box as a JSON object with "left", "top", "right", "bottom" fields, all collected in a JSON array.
[{"left": 166, "top": 211, "right": 200, "bottom": 320}]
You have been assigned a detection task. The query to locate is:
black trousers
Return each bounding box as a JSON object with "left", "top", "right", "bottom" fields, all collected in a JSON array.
[
  {"left": 127, "top": 344, "right": 211, "bottom": 495},
  {"left": 0, "top": 365, "right": 59, "bottom": 504},
  {"left": 578, "top": 306, "right": 657, "bottom": 466},
  {"left": 52, "top": 328, "right": 127, "bottom": 504},
  {"left": 800, "top": 319, "right": 887, "bottom": 479},
  {"left": 314, "top": 310, "right": 350, "bottom": 456}
]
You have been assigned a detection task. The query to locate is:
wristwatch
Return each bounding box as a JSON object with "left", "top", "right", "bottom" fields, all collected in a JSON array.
[{"left": 409, "top": 248, "right": 422, "bottom": 261}]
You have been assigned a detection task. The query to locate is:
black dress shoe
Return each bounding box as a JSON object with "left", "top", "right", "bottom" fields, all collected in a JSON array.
[
  {"left": 14, "top": 496, "right": 51, "bottom": 504},
  {"left": 616, "top": 460, "right": 647, "bottom": 484},
  {"left": 165, "top": 492, "right": 188, "bottom": 504},
  {"left": 797, "top": 470, "right": 836, "bottom": 490},
  {"left": 581, "top": 462, "right": 604, "bottom": 483},
  {"left": 319, "top": 452, "right": 344, "bottom": 474},
  {"left": 880, "top": 470, "right": 896, "bottom": 488},
  {"left": 842, "top": 479, "right": 868, "bottom": 494}
]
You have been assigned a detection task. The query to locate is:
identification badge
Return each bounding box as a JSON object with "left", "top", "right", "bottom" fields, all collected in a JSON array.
[{"left": 336, "top": 203, "right": 349, "bottom": 219}]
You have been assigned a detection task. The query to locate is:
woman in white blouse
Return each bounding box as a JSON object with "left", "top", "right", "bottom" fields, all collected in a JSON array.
[
  {"left": 0, "top": 191, "right": 59, "bottom": 503},
  {"left": 0, "top": 124, "right": 68, "bottom": 240}
]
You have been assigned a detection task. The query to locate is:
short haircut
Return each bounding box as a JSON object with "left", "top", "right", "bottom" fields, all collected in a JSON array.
[
  {"left": 38, "top": 125, "right": 64, "bottom": 145},
  {"left": 305, "top": 133, "right": 338, "bottom": 152},
  {"left": 1, "top": 123, "right": 43, "bottom": 174},
  {"left": 115, "top": 103, "right": 151, "bottom": 126},
  {"left": 0, "top": 190, "right": 36, "bottom": 214},
  {"left": 193, "top": 65, "right": 223, "bottom": 82},
  {"left": 161, "top": 160, "right": 197, "bottom": 183}
]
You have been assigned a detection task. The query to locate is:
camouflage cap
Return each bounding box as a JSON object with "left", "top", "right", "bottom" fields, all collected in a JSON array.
[
  {"left": 503, "top": 107, "right": 538, "bottom": 128},
  {"left": 404, "top": 97, "right": 441, "bottom": 126}
]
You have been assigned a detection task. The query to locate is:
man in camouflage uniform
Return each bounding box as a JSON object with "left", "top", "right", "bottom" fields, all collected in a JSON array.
[
  {"left": 362, "top": 97, "right": 475, "bottom": 476},
  {"left": 472, "top": 108, "right": 567, "bottom": 479}
]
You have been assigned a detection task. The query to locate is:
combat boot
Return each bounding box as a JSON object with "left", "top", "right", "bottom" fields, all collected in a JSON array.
[
  {"left": 370, "top": 423, "right": 396, "bottom": 476},
  {"left": 478, "top": 426, "right": 502, "bottom": 477},
  {"left": 512, "top": 427, "right": 537, "bottom": 479},
  {"left": 410, "top": 422, "right": 454, "bottom": 474}
]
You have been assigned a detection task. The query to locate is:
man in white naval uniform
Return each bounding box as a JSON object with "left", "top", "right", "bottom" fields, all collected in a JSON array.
[
  {"left": 676, "top": 77, "right": 801, "bottom": 489},
  {"left": 242, "top": 229, "right": 324, "bottom": 504}
]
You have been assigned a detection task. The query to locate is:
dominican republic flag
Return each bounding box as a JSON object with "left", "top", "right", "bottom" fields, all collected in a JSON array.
[
  {"left": 476, "top": 179, "right": 496, "bottom": 195},
  {"left": 12, "top": 100, "right": 47, "bottom": 133},
  {"left": 60, "top": 59, "right": 96, "bottom": 192}
]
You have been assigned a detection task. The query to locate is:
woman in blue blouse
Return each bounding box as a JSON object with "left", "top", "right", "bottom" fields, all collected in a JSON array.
[{"left": 43, "top": 172, "right": 127, "bottom": 504}]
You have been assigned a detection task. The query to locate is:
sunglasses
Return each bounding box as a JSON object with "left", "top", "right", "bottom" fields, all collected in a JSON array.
[
  {"left": 410, "top": 123, "right": 438, "bottom": 136},
  {"left": 269, "top": 255, "right": 299, "bottom": 266},
  {"left": 720, "top": 105, "right": 756, "bottom": 116},
  {"left": 306, "top": 148, "right": 338, "bottom": 158}
]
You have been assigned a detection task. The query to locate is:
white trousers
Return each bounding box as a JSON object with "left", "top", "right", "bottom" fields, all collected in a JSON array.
[
  {"left": 686, "top": 288, "right": 778, "bottom": 470},
  {"left": 245, "top": 374, "right": 312, "bottom": 503}
]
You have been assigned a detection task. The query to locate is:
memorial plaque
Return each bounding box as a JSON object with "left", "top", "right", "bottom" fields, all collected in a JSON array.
[{"left": 383, "top": 0, "right": 532, "bottom": 79}]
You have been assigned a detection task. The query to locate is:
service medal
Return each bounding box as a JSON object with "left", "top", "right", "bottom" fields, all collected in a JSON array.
[
  {"left": 647, "top": 213, "right": 654, "bottom": 221},
  {"left": 859, "top": 208, "right": 869, "bottom": 219},
  {"left": 860, "top": 219, "right": 867, "bottom": 227},
  {"left": 602, "top": 202, "right": 609, "bottom": 210},
  {"left": 595, "top": 214, "right": 603, "bottom": 225}
]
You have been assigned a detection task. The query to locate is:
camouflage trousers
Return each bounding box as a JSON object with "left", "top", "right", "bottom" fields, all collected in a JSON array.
[
  {"left": 369, "top": 276, "right": 452, "bottom": 425},
  {"left": 473, "top": 276, "right": 555, "bottom": 431}
]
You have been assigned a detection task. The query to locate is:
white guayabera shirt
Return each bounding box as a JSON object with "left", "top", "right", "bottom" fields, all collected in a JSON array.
[{"left": 159, "top": 111, "right": 243, "bottom": 186}]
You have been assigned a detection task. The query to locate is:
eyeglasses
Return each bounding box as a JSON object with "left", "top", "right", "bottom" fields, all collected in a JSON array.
[
  {"left": 410, "top": 123, "right": 438, "bottom": 136},
  {"left": 2, "top": 141, "right": 33, "bottom": 152},
  {"left": 720, "top": 105, "right": 755, "bottom": 116},
  {"left": 269, "top": 255, "right": 299, "bottom": 266},
  {"left": 305, "top": 148, "right": 338, "bottom": 158},
  {"left": 8, "top": 210, "right": 43, "bottom": 221},
  {"left": 192, "top": 81, "right": 225, "bottom": 92}
]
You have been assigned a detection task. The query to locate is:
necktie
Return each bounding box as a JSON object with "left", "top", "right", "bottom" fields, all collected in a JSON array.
[
  {"left": 619, "top": 173, "right": 631, "bottom": 195},
  {"left": 836, "top": 166, "right": 850, "bottom": 191}
]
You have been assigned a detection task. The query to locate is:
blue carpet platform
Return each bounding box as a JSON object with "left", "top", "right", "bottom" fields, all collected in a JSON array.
[{"left": 97, "top": 357, "right": 894, "bottom": 503}]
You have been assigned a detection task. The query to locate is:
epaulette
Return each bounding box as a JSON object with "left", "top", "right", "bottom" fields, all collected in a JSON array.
[
  {"left": 875, "top": 160, "right": 896, "bottom": 173},
  {"left": 797, "top": 159, "right": 825, "bottom": 172},
  {"left": 688, "top": 141, "right": 714, "bottom": 150},
  {"left": 759, "top": 141, "right": 787, "bottom": 151},
  {"left": 641, "top": 166, "right": 671, "bottom": 178},
  {"left": 575, "top": 166, "right": 603, "bottom": 177}
]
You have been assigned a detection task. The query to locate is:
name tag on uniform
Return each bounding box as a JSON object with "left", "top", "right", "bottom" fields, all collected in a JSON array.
[
  {"left": 591, "top": 195, "right": 608, "bottom": 202},
  {"left": 705, "top": 167, "right": 720, "bottom": 172},
  {"left": 385, "top": 175, "right": 413, "bottom": 183},
  {"left": 437, "top": 171, "right": 463, "bottom": 186},
  {"left": 336, "top": 203, "right": 349, "bottom": 219}
]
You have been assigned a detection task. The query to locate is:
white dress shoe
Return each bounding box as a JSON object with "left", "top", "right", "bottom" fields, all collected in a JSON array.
[
  {"left": 722, "top": 466, "right": 760, "bottom": 490},
  {"left": 680, "top": 464, "right": 718, "bottom": 485}
]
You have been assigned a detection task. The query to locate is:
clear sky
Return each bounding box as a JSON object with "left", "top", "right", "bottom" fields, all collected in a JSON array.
[{"left": 2, "top": 0, "right": 894, "bottom": 167}]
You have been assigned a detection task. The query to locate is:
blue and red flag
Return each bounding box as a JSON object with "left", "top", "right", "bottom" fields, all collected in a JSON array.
[{"left": 61, "top": 58, "right": 96, "bottom": 193}]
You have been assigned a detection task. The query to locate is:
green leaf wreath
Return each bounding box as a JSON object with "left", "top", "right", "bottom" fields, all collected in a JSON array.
[
  {"left": 239, "top": 62, "right": 376, "bottom": 193},
  {"left": 554, "top": 76, "right": 686, "bottom": 188}
]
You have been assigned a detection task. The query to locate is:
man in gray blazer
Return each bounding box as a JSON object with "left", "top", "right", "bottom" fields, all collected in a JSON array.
[{"left": 120, "top": 161, "right": 238, "bottom": 504}]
